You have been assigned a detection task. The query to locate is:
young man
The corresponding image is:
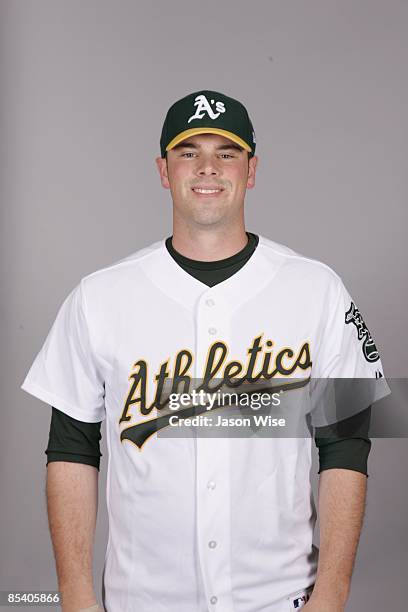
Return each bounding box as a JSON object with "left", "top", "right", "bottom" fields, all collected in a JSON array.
[{"left": 21, "top": 90, "right": 390, "bottom": 612}]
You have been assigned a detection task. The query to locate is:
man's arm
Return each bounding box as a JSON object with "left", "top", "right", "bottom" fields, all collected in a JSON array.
[
  {"left": 46, "top": 462, "right": 101, "bottom": 612},
  {"left": 304, "top": 468, "right": 367, "bottom": 611}
]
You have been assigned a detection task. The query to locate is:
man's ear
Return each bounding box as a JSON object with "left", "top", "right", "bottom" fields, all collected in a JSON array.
[
  {"left": 246, "top": 155, "right": 258, "bottom": 189},
  {"left": 155, "top": 156, "right": 171, "bottom": 189}
]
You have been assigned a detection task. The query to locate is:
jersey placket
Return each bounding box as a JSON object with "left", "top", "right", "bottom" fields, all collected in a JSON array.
[{"left": 194, "top": 289, "right": 235, "bottom": 612}]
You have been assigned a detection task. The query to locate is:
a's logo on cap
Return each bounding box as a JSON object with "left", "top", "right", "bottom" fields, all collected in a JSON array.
[{"left": 188, "top": 94, "right": 226, "bottom": 123}]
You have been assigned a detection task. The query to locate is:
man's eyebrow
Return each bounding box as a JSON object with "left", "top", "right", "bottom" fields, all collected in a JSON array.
[
  {"left": 217, "top": 143, "right": 244, "bottom": 152},
  {"left": 172, "top": 141, "right": 244, "bottom": 152}
]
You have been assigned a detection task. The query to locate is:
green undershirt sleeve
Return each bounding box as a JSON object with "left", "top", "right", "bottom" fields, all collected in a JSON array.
[
  {"left": 46, "top": 407, "right": 102, "bottom": 471},
  {"left": 314, "top": 406, "right": 372, "bottom": 476}
]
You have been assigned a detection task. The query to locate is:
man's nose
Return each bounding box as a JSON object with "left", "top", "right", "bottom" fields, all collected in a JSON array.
[{"left": 196, "top": 155, "right": 221, "bottom": 175}]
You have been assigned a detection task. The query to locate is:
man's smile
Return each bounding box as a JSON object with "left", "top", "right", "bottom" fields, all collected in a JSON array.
[{"left": 191, "top": 185, "right": 225, "bottom": 197}]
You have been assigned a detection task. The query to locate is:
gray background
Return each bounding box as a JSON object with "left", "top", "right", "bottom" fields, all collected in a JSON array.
[{"left": 1, "top": 0, "right": 407, "bottom": 609}]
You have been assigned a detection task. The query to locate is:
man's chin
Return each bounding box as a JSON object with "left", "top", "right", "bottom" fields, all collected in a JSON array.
[
  {"left": 191, "top": 216, "right": 226, "bottom": 228},
  {"left": 174, "top": 197, "right": 236, "bottom": 227},
  {"left": 189, "top": 206, "right": 230, "bottom": 226}
]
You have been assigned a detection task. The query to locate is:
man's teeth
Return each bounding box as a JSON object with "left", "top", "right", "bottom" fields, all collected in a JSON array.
[{"left": 193, "top": 188, "right": 221, "bottom": 193}]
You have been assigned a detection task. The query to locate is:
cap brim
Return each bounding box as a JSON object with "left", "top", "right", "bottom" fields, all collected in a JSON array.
[{"left": 165, "top": 128, "right": 252, "bottom": 153}]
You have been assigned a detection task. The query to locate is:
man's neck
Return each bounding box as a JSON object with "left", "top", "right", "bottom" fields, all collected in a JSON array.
[{"left": 171, "top": 224, "right": 248, "bottom": 262}]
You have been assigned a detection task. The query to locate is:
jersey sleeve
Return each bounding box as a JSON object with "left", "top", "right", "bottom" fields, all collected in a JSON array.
[
  {"left": 311, "top": 276, "right": 391, "bottom": 426},
  {"left": 20, "top": 281, "right": 106, "bottom": 422}
]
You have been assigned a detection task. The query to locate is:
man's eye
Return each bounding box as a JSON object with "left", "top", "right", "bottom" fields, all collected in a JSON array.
[{"left": 180, "top": 152, "right": 235, "bottom": 159}]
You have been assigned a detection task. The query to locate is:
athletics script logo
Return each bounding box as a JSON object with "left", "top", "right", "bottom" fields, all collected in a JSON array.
[
  {"left": 120, "top": 335, "right": 312, "bottom": 448},
  {"left": 345, "top": 301, "right": 379, "bottom": 363},
  {"left": 188, "top": 94, "right": 226, "bottom": 123}
]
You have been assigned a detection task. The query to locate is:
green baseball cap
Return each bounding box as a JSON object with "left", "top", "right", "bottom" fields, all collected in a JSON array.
[{"left": 160, "top": 90, "right": 256, "bottom": 158}]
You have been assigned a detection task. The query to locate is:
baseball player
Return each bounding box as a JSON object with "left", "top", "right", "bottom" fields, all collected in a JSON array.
[{"left": 21, "top": 90, "right": 390, "bottom": 612}]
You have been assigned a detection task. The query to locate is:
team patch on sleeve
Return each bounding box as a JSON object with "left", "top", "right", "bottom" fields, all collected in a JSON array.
[{"left": 345, "top": 301, "right": 379, "bottom": 363}]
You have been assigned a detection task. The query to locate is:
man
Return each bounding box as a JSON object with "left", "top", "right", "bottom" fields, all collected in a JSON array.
[{"left": 21, "top": 90, "right": 390, "bottom": 612}]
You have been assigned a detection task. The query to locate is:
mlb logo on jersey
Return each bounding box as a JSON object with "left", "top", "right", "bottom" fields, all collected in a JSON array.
[
  {"left": 289, "top": 585, "right": 313, "bottom": 608},
  {"left": 293, "top": 594, "right": 308, "bottom": 608}
]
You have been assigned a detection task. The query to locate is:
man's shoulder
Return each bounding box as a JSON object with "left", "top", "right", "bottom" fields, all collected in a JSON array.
[
  {"left": 258, "top": 234, "right": 343, "bottom": 287},
  {"left": 79, "top": 238, "right": 166, "bottom": 291}
]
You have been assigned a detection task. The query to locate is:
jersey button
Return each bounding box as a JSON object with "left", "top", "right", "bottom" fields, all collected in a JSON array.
[
  {"left": 210, "top": 596, "right": 218, "bottom": 605},
  {"left": 207, "top": 480, "right": 216, "bottom": 490},
  {"left": 208, "top": 327, "right": 217, "bottom": 335},
  {"left": 206, "top": 298, "right": 215, "bottom": 307},
  {"left": 208, "top": 540, "right": 217, "bottom": 549}
]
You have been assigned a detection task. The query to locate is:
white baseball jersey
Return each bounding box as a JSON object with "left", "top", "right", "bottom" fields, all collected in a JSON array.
[{"left": 21, "top": 235, "right": 390, "bottom": 612}]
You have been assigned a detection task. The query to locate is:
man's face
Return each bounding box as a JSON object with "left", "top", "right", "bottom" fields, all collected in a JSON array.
[{"left": 156, "top": 133, "right": 258, "bottom": 228}]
